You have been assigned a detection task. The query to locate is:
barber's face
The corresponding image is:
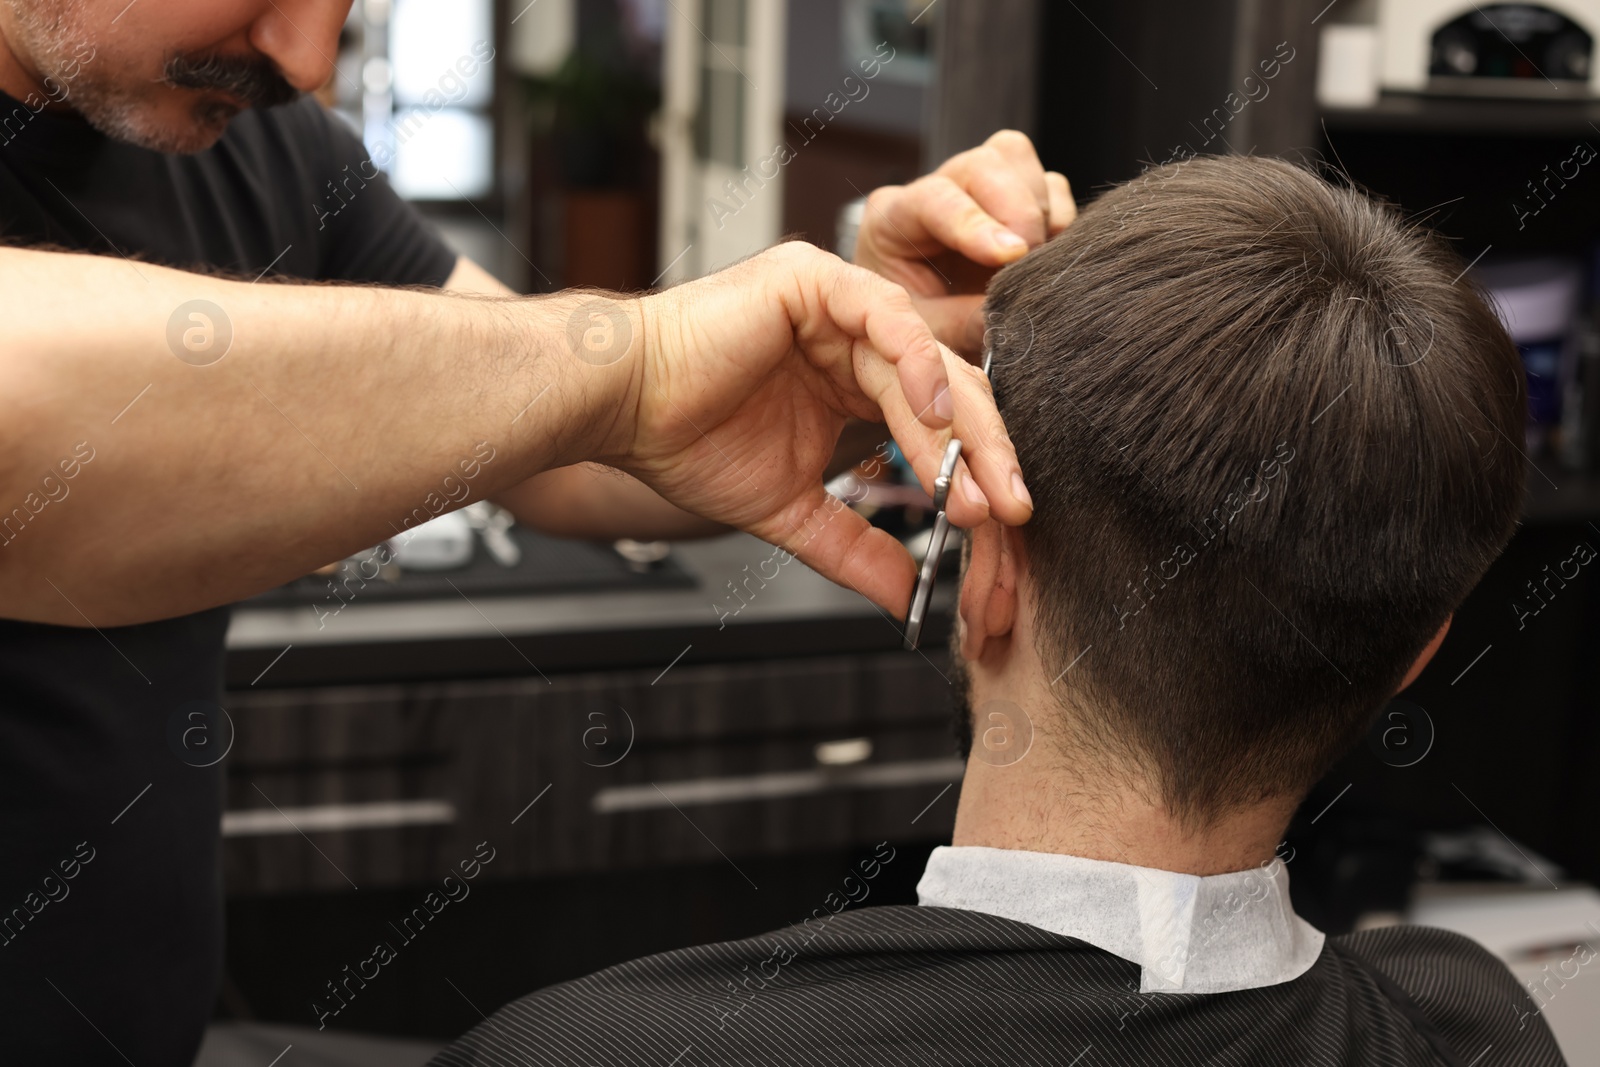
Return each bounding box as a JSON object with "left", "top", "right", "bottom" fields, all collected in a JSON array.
[{"left": 1, "top": 0, "right": 353, "bottom": 152}]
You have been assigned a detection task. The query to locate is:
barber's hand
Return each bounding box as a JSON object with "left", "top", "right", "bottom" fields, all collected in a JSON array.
[
  {"left": 853, "top": 130, "right": 1074, "bottom": 357},
  {"left": 609, "top": 242, "right": 1032, "bottom": 616}
]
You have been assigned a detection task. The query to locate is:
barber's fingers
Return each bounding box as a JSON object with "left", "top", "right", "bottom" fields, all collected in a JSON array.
[
  {"left": 861, "top": 337, "right": 1032, "bottom": 530},
  {"left": 852, "top": 271, "right": 953, "bottom": 429},
  {"left": 877, "top": 133, "right": 1055, "bottom": 267},
  {"left": 781, "top": 244, "right": 953, "bottom": 429},
  {"left": 763, "top": 487, "right": 919, "bottom": 619},
  {"left": 910, "top": 293, "right": 987, "bottom": 360},
  {"left": 937, "top": 352, "right": 1032, "bottom": 527},
  {"left": 978, "top": 130, "right": 1050, "bottom": 193},
  {"left": 939, "top": 151, "right": 1050, "bottom": 251},
  {"left": 1046, "top": 171, "right": 1077, "bottom": 235},
  {"left": 775, "top": 245, "right": 1029, "bottom": 524},
  {"left": 947, "top": 130, "right": 1052, "bottom": 242},
  {"left": 865, "top": 176, "right": 1025, "bottom": 270}
]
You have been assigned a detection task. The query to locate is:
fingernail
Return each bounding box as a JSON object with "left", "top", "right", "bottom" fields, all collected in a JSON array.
[
  {"left": 932, "top": 386, "right": 954, "bottom": 422},
  {"left": 993, "top": 229, "right": 1028, "bottom": 257},
  {"left": 1011, "top": 471, "right": 1033, "bottom": 508},
  {"left": 960, "top": 469, "right": 988, "bottom": 508}
]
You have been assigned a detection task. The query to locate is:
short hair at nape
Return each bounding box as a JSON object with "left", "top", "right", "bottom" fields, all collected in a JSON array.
[{"left": 983, "top": 155, "right": 1525, "bottom": 825}]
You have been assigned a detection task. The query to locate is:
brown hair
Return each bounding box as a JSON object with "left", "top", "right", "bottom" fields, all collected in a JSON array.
[{"left": 976, "top": 155, "right": 1525, "bottom": 823}]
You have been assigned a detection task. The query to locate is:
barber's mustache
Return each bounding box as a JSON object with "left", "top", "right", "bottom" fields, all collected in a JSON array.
[{"left": 162, "top": 52, "right": 299, "bottom": 109}]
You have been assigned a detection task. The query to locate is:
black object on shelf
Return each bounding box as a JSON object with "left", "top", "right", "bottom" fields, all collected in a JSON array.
[
  {"left": 1320, "top": 93, "right": 1600, "bottom": 137},
  {"left": 248, "top": 527, "right": 696, "bottom": 607}
]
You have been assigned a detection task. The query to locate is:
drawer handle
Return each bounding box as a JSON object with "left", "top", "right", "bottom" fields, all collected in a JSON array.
[
  {"left": 592, "top": 758, "right": 963, "bottom": 813},
  {"left": 814, "top": 737, "right": 873, "bottom": 766},
  {"left": 222, "top": 799, "right": 455, "bottom": 837}
]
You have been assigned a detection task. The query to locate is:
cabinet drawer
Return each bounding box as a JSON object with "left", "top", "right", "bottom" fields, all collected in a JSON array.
[{"left": 221, "top": 651, "right": 960, "bottom": 894}]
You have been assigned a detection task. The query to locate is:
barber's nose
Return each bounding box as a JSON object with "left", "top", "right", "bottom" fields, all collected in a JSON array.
[{"left": 248, "top": 0, "right": 353, "bottom": 93}]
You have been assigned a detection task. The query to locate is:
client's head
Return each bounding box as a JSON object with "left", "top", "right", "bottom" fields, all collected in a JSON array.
[{"left": 951, "top": 155, "right": 1525, "bottom": 872}]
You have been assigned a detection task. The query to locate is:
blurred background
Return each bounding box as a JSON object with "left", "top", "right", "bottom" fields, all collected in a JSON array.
[
  {"left": 315, "top": 0, "right": 934, "bottom": 293},
  {"left": 207, "top": 1, "right": 1600, "bottom": 1063}
]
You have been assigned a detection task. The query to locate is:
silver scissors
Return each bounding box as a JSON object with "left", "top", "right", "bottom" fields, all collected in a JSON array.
[
  {"left": 903, "top": 437, "right": 963, "bottom": 651},
  {"left": 902, "top": 346, "right": 997, "bottom": 651}
]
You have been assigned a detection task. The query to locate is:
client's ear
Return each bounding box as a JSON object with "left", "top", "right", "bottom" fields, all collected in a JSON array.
[
  {"left": 957, "top": 520, "right": 1019, "bottom": 663},
  {"left": 1397, "top": 616, "right": 1453, "bottom": 692}
]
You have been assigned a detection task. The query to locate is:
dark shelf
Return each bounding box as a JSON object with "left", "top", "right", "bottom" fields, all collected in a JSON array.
[
  {"left": 1321, "top": 93, "right": 1600, "bottom": 138},
  {"left": 223, "top": 606, "right": 954, "bottom": 689}
]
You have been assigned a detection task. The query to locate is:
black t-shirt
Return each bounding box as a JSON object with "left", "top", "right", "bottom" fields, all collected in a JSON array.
[
  {"left": 432, "top": 906, "right": 1568, "bottom": 1066},
  {"left": 0, "top": 93, "right": 456, "bottom": 1067}
]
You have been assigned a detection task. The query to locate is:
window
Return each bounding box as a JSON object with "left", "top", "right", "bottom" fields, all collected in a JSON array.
[
  {"left": 358, "top": 0, "right": 497, "bottom": 201},
  {"left": 694, "top": 0, "right": 748, "bottom": 168}
]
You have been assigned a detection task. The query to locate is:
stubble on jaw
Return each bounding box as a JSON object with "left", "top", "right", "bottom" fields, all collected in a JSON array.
[
  {"left": 0, "top": 0, "right": 76, "bottom": 88},
  {"left": 2, "top": 0, "right": 234, "bottom": 153}
]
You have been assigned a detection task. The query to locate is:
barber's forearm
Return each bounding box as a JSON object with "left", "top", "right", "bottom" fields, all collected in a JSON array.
[
  {"left": 494, "top": 464, "right": 728, "bottom": 542},
  {"left": 0, "top": 247, "right": 636, "bottom": 625},
  {"left": 446, "top": 258, "right": 725, "bottom": 543}
]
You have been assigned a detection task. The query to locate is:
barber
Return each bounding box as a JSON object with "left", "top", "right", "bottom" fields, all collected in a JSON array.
[{"left": 0, "top": 2, "right": 1071, "bottom": 1063}]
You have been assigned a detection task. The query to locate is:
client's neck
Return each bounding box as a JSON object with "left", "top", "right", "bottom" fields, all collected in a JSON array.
[
  {"left": 952, "top": 755, "right": 1295, "bottom": 876},
  {"left": 949, "top": 572, "right": 1299, "bottom": 877},
  {"left": 950, "top": 677, "right": 1297, "bottom": 876}
]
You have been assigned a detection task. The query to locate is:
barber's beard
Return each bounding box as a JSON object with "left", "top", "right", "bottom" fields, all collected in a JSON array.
[{"left": 4, "top": 2, "right": 296, "bottom": 153}]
